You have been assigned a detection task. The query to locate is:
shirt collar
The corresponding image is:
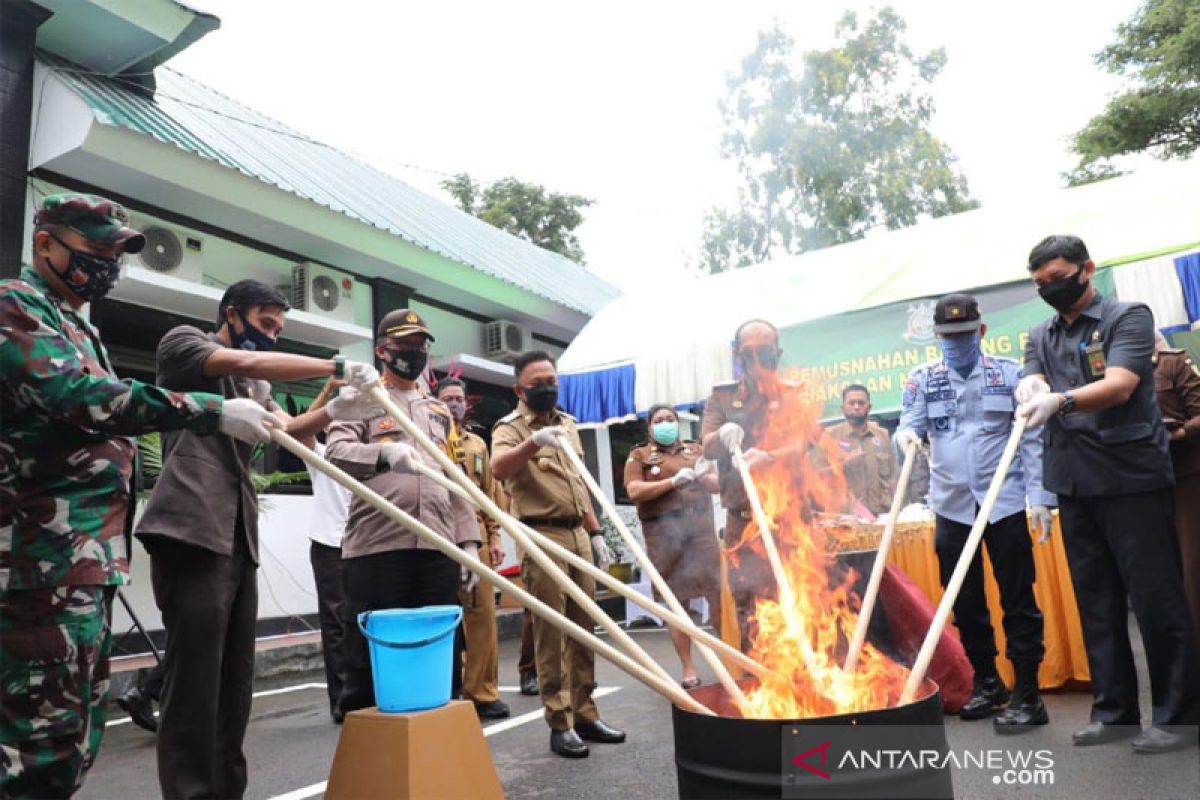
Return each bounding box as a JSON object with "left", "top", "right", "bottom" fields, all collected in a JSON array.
[
  {"left": 1053, "top": 291, "right": 1105, "bottom": 330},
  {"left": 20, "top": 264, "right": 68, "bottom": 308}
]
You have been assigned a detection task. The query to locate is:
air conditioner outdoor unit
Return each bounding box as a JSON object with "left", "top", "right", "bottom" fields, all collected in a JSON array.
[
  {"left": 484, "top": 319, "right": 530, "bottom": 363},
  {"left": 291, "top": 262, "right": 356, "bottom": 324},
  {"left": 134, "top": 224, "right": 204, "bottom": 283}
]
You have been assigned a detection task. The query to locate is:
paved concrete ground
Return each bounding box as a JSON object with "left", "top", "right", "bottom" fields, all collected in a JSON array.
[{"left": 82, "top": 622, "right": 1198, "bottom": 799}]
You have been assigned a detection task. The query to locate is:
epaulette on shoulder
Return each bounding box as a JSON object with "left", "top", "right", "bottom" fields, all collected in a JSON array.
[
  {"left": 495, "top": 410, "right": 521, "bottom": 427},
  {"left": 557, "top": 408, "right": 577, "bottom": 422},
  {"left": 712, "top": 380, "right": 739, "bottom": 392}
]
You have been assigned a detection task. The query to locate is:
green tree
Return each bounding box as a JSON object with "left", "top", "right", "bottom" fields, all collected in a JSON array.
[
  {"left": 701, "top": 8, "right": 977, "bottom": 273},
  {"left": 1068, "top": 0, "right": 1200, "bottom": 182},
  {"left": 442, "top": 173, "right": 594, "bottom": 264}
]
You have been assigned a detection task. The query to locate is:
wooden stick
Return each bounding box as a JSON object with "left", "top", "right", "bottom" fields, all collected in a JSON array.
[
  {"left": 271, "top": 428, "right": 714, "bottom": 716},
  {"left": 555, "top": 440, "right": 753, "bottom": 713},
  {"left": 843, "top": 441, "right": 918, "bottom": 673},
  {"left": 411, "top": 461, "right": 771, "bottom": 680},
  {"left": 364, "top": 387, "right": 679, "bottom": 691},
  {"left": 730, "top": 444, "right": 796, "bottom": 610},
  {"left": 899, "top": 417, "right": 1028, "bottom": 704}
]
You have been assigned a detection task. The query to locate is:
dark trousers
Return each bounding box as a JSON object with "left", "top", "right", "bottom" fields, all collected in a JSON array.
[
  {"left": 149, "top": 534, "right": 257, "bottom": 800},
  {"left": 934, "top": 510, "right": 1045, "bottom": 672},
  {"left": 309, "top": 541, "right": 347, "bottom": 716},
  {"left": 1059, "top": 490, "right": 1200, "bottom": 725},
  {"left": 340, "top": 548, "right": 463, "bottom": 714},
  {"left": 518, "top": 609, "right": 536, "bottom": 674}
]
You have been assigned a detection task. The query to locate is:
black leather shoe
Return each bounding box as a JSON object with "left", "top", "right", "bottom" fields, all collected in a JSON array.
[
  {"left": 1072, "top": 722, "right": 1139, "bottom": 746},
  {"left": 959, "top": 676, "right": 1010, "bottom": 721},
  {"left": 519, "top": 670, "right": 539, "bottom": 696},
  {"left": 116, "top": 686, "right": 158, "bottom": 733},
  {"left": 550, "top": 729, "right": 589, "bottom": 758},
  {"left": 474, "top": 699, "right": 511, "bottom": 720},
  {"left": 993, "top": 698, "right": 1049, "bottom": 734},
  {"left": 574, "top": 719, "right": 626, "bottom": 744},
  {"left": 1131, "top": 726, "right": 1195, "bottom": 754}
]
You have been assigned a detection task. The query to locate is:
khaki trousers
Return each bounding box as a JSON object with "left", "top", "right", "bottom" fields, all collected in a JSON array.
[
  {"left": 522, "top": 525, "right": 599, "bottom": 731},
  {"left": 458, "top": 547, "right": 500, "bottom": 703}
]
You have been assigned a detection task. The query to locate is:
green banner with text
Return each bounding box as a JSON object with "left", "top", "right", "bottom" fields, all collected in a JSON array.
[{"left": 780, "top": 270, "right": 1115, "bottom": 419}]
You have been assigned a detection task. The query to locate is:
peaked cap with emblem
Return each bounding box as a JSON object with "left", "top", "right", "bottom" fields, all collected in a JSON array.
[
  {"left": 377, "top": 308, "right": 435, "bottom": 341},
  {"left": 933, "top": 292, "right": 981, "bottom": 334},
  {"left": 34, "top": 192, "right": 145, "bottom": 253}
]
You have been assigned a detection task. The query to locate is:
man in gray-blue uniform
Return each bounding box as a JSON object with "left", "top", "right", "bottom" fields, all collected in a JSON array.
[
  {"left": 896, "top": 293, "right": 1055, "bottom": 734},
  {"left": 1018, "top": 235, "right": 1200, "bottom": 754}
]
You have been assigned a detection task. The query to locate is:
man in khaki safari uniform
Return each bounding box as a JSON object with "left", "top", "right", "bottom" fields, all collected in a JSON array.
[{"left": 491, "top": 350, "right": 625, "bottom": 759}]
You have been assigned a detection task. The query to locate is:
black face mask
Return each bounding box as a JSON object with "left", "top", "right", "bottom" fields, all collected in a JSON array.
[
  {"left": 739, "top": 345, "right": 780, "bottom": 374},
  {"left": 1038, "top": 267, "right": 1089, "bottom": 313},
  {"left": 523, "top": 384, "right": 559, "bottom": 413},
  {"left": 49, "top": 234, "right": 121, "bottom": 302},
  {"left": 231, "top": 310, "right": 277, "bottom": 352},
  {"left": 384, "top": 348, "right": 428, "bottom": 380}
]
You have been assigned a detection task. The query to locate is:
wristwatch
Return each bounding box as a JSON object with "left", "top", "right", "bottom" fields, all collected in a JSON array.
[
  {"left": 332, "top": 354, "right": 346, "bottom": 380},
  {"left": 1058, "top": 391, "right": 1076, "bottom": 416}
]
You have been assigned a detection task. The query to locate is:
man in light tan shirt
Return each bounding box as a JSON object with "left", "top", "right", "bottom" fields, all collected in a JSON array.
[
  {"left": 326, "top": 309, "right": 480, "bottom": 715},
  {"left": 819, "top": 384, "right": 897, "bottom": 517},
  {"left": 435, "top": 376, "right": 511, "bottom": 720},
  {"left": 491, "top": 350, "right": 625, "bottom": 759}
]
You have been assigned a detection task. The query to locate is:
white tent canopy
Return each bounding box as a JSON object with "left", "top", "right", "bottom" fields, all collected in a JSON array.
[{"left": 560, "top": 159, "right": 1200, "bottom": 415}]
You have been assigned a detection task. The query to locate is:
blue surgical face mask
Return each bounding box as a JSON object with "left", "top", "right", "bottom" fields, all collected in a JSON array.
[
  {"left": 651, "top": 421, "right": 679, "bottom": 445},
  {"left": 939, "top": 332, "right": 980, "bottom": 375}
]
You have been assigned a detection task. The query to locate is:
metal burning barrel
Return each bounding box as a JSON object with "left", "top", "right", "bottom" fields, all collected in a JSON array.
[{"left": 672, "top": 679, "right": 953, "bottom": 799}]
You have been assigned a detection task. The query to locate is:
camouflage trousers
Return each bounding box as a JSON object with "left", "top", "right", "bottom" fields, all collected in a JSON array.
[{"left": 0, "top": 585, "right": 114, "bottom": 800}]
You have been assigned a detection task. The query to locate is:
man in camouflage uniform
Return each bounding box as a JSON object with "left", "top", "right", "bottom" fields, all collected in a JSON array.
[{"left": 0, "top": 194, "right": 278, "bottom": 799}]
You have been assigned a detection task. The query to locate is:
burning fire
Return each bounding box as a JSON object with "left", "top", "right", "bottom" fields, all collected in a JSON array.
[{"left": 728, "top": 372, "right": 910, "bottom": 719}]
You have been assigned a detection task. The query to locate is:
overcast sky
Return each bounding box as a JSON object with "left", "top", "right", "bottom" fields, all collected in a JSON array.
[{"left": 172, "top": 0, "right": 1146, "bottom": 293}]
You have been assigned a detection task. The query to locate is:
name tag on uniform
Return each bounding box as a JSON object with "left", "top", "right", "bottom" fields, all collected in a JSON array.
[{"left": 1082, "top": 341, "right": 1106, "bottom": 379}]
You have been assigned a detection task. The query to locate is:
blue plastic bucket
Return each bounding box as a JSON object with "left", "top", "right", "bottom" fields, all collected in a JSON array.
[{"left": 357, "top": 605, "right": 463, "bottom": 713}]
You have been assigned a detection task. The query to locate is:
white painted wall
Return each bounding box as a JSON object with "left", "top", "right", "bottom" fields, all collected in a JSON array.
[{"left": 114, "top": 495, "right": 322, "bottom": 639}]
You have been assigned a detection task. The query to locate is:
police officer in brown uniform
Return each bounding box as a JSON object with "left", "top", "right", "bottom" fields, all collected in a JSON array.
[
  {"left": 700, "top": 319, "right": 807, "bottom": 650},
  {"left": 491, "top": 350, "right": 625, "bottom": 758},
  {"left": 1153, "top": 332, "right": 1200, "bottom": 650},
  {"left": 326, "top": 310, "right": 481, "bottom": 715},
  {"left": 623, "top": 403, "right": 721, "bottom": 688},
  {"left": 434, "top": 377, "right": 511, "bottom": 720},
  {"left": 819, "top": 384, "right": 897, "bottom": 516}
]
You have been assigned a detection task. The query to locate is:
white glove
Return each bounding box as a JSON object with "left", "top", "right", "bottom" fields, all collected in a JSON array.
[
  {"left": 670, "top": 468, "right": 697, "bottom": 488},
  {"left": 380, "top": 442, "right": 422, "bottom": 474},
  {"left": 1014, "top": 375, "right": 1051, "bottom": 404},
  {"left": 461, "top": 542, "right": 481, "bottom": 593},
  {"left": 324, "top": 386, "right": 382, "bottom": 421},
  {"left": 693, "top": 457, "right": 713, "bottom": 478},
  {"left": 343, "top": 360, "right": 380, "bottom": 390},
  {"left": 1018, "top": 393, "right": 1062, "bottom": 428},
  {"left": 591, "top": 534, "right": 612, "bottom": 571},
  {"left": 531, "top": 426, "right": 567, "bottom": 449},
  {"left": 718, "top": 422, "right": 744, "bottom": 453},
  {"left": 1030, "top": 505, "right": 1054, "bottom": 544},
  {"left": 894, "top": 428, "right": 922, "bottom": 452},
  {"left": 218, "top": 398, "right": 281, "bottom": 444}
]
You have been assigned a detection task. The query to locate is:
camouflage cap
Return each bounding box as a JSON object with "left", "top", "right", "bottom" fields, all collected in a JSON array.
[
  {"left": 34, "top": 193, "right": 145, "bottom": 254},
  {"left": 377, "top": 308, "right": 435, "bottom": 342}
]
